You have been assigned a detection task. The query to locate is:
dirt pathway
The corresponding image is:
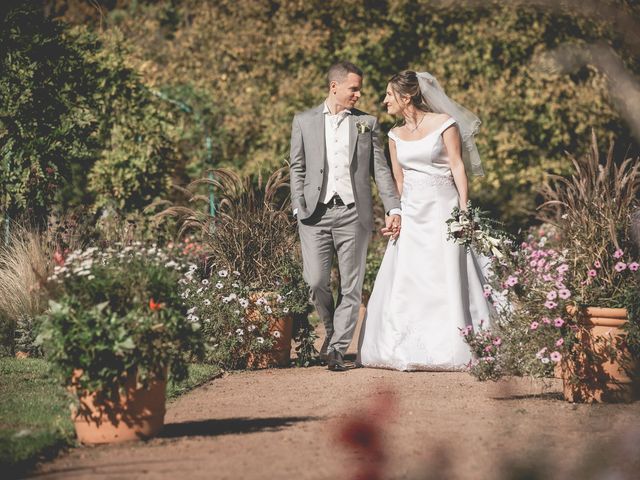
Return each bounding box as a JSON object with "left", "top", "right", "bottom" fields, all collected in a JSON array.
[{"left": 33, "top": 322, "right": 640, "bottom": 480}]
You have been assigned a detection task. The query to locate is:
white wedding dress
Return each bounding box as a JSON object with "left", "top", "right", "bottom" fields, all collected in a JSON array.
[{"left": 357, "top": 117, "right": 491, "bottom": 371}]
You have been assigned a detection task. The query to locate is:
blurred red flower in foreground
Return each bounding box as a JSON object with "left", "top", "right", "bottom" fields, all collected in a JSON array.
[
  {"left": 149, "top": 298, "right": 165, "bottom": 311},
  {"left": 338, "top": 389, "right": 396, "bottom": 480}
]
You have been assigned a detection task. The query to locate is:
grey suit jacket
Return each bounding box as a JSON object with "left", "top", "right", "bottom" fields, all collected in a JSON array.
[{"left": 289, "top": 104, "right": 400, "bottom": 230}]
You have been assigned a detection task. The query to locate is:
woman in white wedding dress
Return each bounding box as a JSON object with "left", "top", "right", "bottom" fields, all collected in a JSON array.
[{"left": 357, "top": 71, "right": 491, "bottom": 371}]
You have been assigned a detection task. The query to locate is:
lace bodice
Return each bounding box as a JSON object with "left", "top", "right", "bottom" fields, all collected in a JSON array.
[{"left": 388, "top": 117, "right": 457, "bottom": 177}]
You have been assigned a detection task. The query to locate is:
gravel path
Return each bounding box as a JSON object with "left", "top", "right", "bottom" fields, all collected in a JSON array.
[{"left": 32, "top": 319, "right": 640, "bottom": 480}]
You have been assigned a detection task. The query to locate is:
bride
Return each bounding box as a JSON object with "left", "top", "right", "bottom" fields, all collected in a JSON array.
[{"left": 357, "top": 70, "right": 491, "bottom": 371}]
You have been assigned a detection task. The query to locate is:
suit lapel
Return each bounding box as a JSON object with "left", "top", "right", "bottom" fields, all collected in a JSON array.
[
  {"left": 348, "top": 114, "right": 357, "bottom": 165},
  {"left": 311, "top": 104, "right": 326, "bottom": 168}
]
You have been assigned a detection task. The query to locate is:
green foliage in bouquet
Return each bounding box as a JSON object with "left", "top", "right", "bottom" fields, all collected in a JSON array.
[
  {"left": 36, "top": 244, "right": 204, "bottom": 401},
  {"left": 446, "top": 201, "right": 512, "bottom": 258}
]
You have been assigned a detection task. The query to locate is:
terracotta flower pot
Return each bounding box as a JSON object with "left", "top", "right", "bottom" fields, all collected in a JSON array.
[
  {"left": 246, "top": 315, "right": 294, "bottom": 368},
  {"left": 70, "top": 369, "right": 167, "bottom": 444},
  {"left": 562, "top": 307, "right": 639, "bottom": 403}
]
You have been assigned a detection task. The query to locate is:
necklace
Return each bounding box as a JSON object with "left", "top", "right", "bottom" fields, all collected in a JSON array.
[{"left": 406, "top": 114, "right": 426, "bottom": 133}]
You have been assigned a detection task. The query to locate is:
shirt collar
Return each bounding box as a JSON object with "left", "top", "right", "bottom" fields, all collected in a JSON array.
[{"left": 323, "top": 102, "right": 351, "bottom": 116}]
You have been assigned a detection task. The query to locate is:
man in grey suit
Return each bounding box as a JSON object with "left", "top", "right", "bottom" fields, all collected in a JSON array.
[{"left": 289, "top": 61, "right": 401, "bottom": 371}]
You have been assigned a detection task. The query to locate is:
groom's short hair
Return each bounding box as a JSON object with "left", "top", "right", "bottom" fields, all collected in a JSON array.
[{"left": 327, "top": 61, "right": 363, "bottom": 89}]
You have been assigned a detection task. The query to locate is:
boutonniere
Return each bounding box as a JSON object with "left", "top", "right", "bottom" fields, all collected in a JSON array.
[{"left": 356, "top": 121, "right": 371, "bottom": 134}]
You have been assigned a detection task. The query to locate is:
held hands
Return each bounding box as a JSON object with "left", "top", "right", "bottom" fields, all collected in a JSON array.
[{"left": 381, "top": 214, "right": 401, "bottom": 240}]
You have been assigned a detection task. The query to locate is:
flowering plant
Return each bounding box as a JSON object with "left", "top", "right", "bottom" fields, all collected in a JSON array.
[
  {"left": 179, "top": 255, "right": 312, "bottom": 369},
  {"left": 477, "top": 225, "right": 577, "bottom": 378},
  {"left": 446, "top": 201, "right": 510, "bottom": 258},
  {"left": 460, "top": 322, "right": 504, "bottom": 380},
  {"left": 36, "top": 243, "right": 204, "bottom": 401}
]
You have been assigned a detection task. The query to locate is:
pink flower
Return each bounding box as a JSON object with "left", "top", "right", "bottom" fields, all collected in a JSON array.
[
  {"left": 614, "top": 249, "right": 624, "bottom": 259},
  {"left": 542, "top": 316, "right": 551, "bottom": 325},
  {"left": 555, "top": 280, "right": 566, "bottom": 290},
  {"left": 555, "top": 338, "right": 564, "bottom": 347},
  {"left": 546, "top": 290, "right": 557, "bottom": 301},
  {"left": 557, "top": 264, "right": 569, "bottom": 274},
  {"left": 554, "top": 317, "right": 565, "bottom": 327},
  {"left": 483, "top": 291, "right": 491, "bottom": 299},
  {"left": 484, "top": 345, "right": 493, "bottom": 352},
  {"left": 550, "top": 351, "right": 562, "bottom": 363},
  {"left": 530, "top": 321, "right": 539, "bottom": 330},
  {"left": 544, "top": 300, "right": 558, "bottom": 309},
  {"left": 594, "top": 260, "right": 601, "bottom": 268},
  {"left": 505, "top": 275, "right": 518, "bottom": 287},
  {"left": 615, "top": 262, "right": 627, "bottom": 272},
  {"left": 543, "top": 274, "right": 553, "bottom": 282},
  {"left": 630, "top": 262, "right": 640, "bottom": 272},
  {"left": 587, "top": 269, "right": 597, "bottom": 277},
  {"left": 493, "top": 337, "right": 502, "bottom": 346},
  {"left": 537, "top": 259, "right": 546, "bottom": 268},
  {"left": 529, "top": 260, "right": 538, "bottom": 267},
  {"left": 558, "top": 289, "right": 571, "bottom": 299}
]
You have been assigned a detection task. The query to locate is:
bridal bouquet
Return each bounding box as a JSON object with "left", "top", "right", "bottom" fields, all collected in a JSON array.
[{"left": 446, "top": 201, "right": 509, "bottom": 258}]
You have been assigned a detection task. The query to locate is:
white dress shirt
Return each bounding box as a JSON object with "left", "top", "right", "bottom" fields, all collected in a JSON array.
[{"left": 320, "top": 103, "right": 355, "bottom": 205}]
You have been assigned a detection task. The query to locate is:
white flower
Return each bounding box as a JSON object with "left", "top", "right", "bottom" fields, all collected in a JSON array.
[
  {"left": 164, "top": 260, "right": 178, "bottom": 268},
  {"left": 88, "top": 275, "right": 95, "bottom": 280},
  {"left": 283, "top": 307, "right": 289, "bottom": 313},
  {"left": 264, "top": 306, "right": 273, "bottom": 314},
  {"left": 232, "top": 282, "right": 240, "bottom": 288},
  {"left": 248, "top": 325, "right": 256, "bottom": 332},
  {"left": 276, "top": 295, "right": 284, "bottom": 303},
  {"left": 202, "top": 279, "right": 209, "bottom": 285},
  {"left": 216, "top": 282, "right": 224, "bottom": 289},
  {"left": 236, "top": 328, "right": 244, "bottom": 336},
  {"left": 204, "top": 299, "right": 211, "bottom": 306},
  {"left": 257, "top": 337, "right": 264, "bottom": 344},
  {"left": 222, "top": 296, "right": 232, "bottom": 303},
  {"left": 272, "top": 331, "right": 281, "bottom": 338},
  {"left": 232, "top": 270, "right": 241, "bottom": 276},
  {"left": 541, "top": 357, "right": 550, "bottom": 364},
  {"left": 197, "top": 287, "right": 203, "bottom": 294},
  {"left": 218, "top": 270, "right": 229, "bottom": 277},
  {"left": 239, "top": 298, "right": 249, "bottom": 308},
  {"left": 234, "top": 310, "right": 241, "bottom": 315},
  {"left": 187, "top": 307, "right": 197, "bottom": 314},
  {"left": 256, "top": 297, "right": 268, "bottom": 306},
  {"left": 187, "top": 314, "right": 199, "bottom": 322},
  {"left": 181, "top": 289, "right": 191, "bottom": 299},
  {"left": 188, "top": 264, "right": 197, "bottom": 271},
  {"left": 77, "top": 270, "right": 91, "bottom": 277}
]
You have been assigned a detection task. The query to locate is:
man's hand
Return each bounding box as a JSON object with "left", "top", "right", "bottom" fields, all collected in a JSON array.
[{"left": 381, "top": 214, "right": 401, "bottom": 240}]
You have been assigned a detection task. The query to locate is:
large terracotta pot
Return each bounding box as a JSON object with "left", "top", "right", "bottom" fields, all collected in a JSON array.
[
  {"left": 562, "top": 307, "right": 639, "bottom": 403},
  {"left": 246, "top": 315, "right": 294, "bottom": 368},
  {"left": 70, "top": 369, "right": 167, "bottom": 444}
]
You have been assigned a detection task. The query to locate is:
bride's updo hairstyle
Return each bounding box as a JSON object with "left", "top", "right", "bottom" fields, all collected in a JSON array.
[{"left": 388, "top": 70, "right": 431, "bottom": 113}]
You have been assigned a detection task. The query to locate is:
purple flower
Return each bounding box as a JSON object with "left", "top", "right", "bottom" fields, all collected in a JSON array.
[
  {"left": 614, "top": 249, "right": 624, "bottom": 259},
  {"left": 630, "top": 262, "right": 640, "bottom": 272},
  {"left": 550, "top": 351, "right": 562, "bottom": 362},
  {"left": 554, "top": 317, "right": 565, "bottom": 327},
  {"left": 615, "top": 262, "right": 627, "bottom": 272},
  {"left": 530, "top": 321, "right": 539, "bottom": 330},
  {"left": 557, "top": 264, "right": 569, "bottom": 274},
  {"left": 558, "top": 289, "right": 571, "bottom": 299},
  {"left": 544, "top": 300, "right": 558, "bottom": 309},
  {"left": 587, "top": 269, "right": 597, "bottom": 278},
  {"left": 546, "top": 290, "right": 557, "bottom": 301}
]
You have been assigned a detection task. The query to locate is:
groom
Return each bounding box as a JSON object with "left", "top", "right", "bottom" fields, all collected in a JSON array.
[{"left": 289, "top": 61, "right": 401, "bottom": 371}]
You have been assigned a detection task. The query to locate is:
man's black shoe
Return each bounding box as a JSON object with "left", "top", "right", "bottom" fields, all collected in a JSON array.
[{"left": 327, "top": 350, "right": 348, "bottom": 372}]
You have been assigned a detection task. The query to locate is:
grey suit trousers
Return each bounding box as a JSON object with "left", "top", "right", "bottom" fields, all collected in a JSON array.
[{"left": 298, "top": 203, "right": 370, "bottom": 355}]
